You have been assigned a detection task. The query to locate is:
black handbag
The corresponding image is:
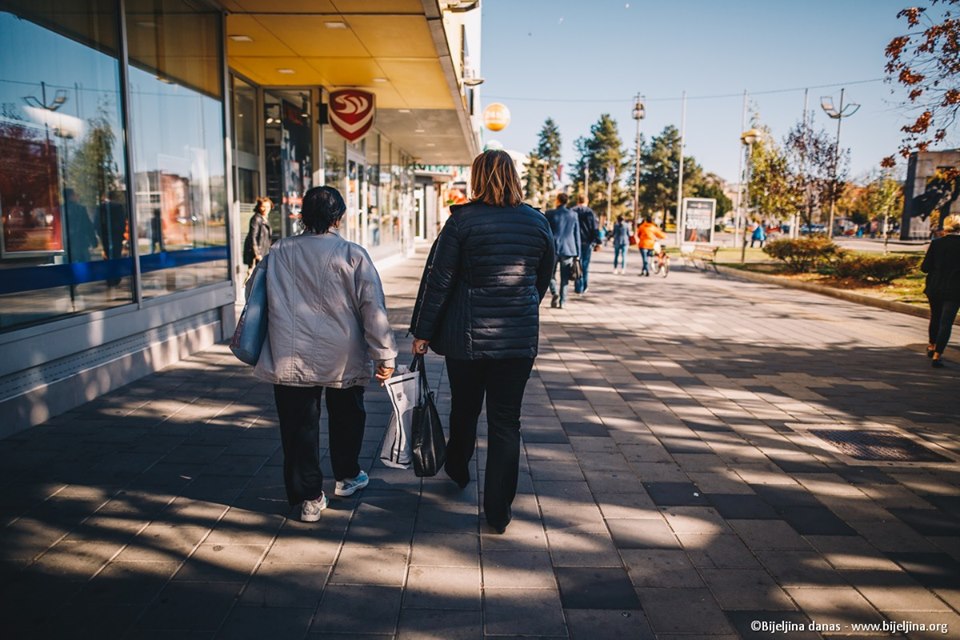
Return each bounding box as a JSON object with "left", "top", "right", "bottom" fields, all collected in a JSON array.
[{"left": 411, "top": 355, "right": 447, "bottom": 477}]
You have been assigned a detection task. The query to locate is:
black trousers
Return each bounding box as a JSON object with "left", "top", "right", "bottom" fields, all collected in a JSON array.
[
  {"left": 273, "top": 384, "right": 366, "bottom": 505},
  {"left": 928, "top": 297, "right": 960, "bottom": 354},
  {"left": 445, "top": 357, "right": 534, "bottom": 526}
]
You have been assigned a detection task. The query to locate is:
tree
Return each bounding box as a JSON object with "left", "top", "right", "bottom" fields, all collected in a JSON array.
[
  {"left": 883, "top": 0, "right": 960, "bottom": 167},
  {"left": 637, "top": 125, "right": 703, "bottom": 226},
  {"left": 748, "top": 125, "right": 801, "bottom": 224},
  {"left": 68, "top": 107, "right": 120, "bottom": 209},
  {"left": 783, "top": 119, "right": 849, "bottom": 228},
  {"left": 524, "top": 118, "right": 562, "bottom": 208},
  {"left": 568, "top": 114, "right": 629, "bottom": 219},
  {"left": 863, "top": 170, "right": 905, "bottom": 251}
]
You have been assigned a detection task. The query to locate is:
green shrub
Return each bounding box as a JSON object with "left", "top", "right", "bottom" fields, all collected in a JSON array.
[
  {"left": 763, "top": 237, "right": 845, "bottom": 273},
  {"left": 832, "top": 254, "right": 919, "bottom": 284}
]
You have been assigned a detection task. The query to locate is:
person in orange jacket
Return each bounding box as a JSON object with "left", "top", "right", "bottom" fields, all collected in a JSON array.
[{"left": 635, "top": 216, "right": 667, "bottom": 276}]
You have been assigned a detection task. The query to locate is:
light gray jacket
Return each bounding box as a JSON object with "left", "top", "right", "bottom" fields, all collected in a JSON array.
[{"left": 249, "top": 231, "right": 397, "bottom": 388}]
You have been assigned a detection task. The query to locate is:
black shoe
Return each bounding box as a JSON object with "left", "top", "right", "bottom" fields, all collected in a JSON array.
[
  {"left": 557, "top": 300, "right": 564, "bottom": 309},
  {"left": 927, "top": 345, "right": 936, "bottom": 359},
  {"left": 550, "top": 295, "right": 558, "bottom": 308},
  {"left": 444, "top": 462, "right": 470, "bottom": 489},
  {"left": 486, "top": 508, "right": 512, "bottom": 534},
  {"left": 932, "top": 356, "right": 944, "bottom": 368}
]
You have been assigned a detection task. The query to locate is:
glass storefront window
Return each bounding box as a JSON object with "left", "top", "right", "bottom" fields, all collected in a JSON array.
[
  {"left": 126, "top": 0, "right": 227, "bottom": 299},
  {"left": 233, "top": 76, "right": 259, "bottom": 239},
  {"left": 0, "top": 1, "right": 130, "bottom": 331},
  {"left": 264, "top": 90, "right": 312, "bottom": 239}
]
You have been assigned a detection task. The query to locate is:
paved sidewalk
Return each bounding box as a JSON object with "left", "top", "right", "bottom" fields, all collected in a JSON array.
[{"left": 1, "top": 249, "right": 959, "bottom": 639}]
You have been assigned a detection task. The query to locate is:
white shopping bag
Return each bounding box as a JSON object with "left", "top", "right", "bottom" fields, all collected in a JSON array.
[{"left": 380, "top": 364, "right": 419, "bottom": 469}]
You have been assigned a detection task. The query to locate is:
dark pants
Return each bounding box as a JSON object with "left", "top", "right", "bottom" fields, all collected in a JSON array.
[
  {"left": 273, "top": 384, "right": 366, "bottom": 505},
  {"left": 549, "top": 257, "right": 574, "bottom": 304},
  {"left": 445, "top": 357, "right": 534, "bottom": 527},
  {"left": 928, "top": 297, "right": 960, "bottom": 355},
  {"left": 575, "top": 243, "right": 593, "bottom": 293}
]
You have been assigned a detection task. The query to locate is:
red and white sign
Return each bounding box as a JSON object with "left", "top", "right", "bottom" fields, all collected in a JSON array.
[{"left": 329, "top": 90, "right": 376, "bottom": 142}]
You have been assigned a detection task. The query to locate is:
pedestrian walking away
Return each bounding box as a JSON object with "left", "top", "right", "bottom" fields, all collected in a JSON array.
[
  {"left": 635, "top": 215, "right": 666, "bottom": 276},
  {"left": 410, "top": 149, "right": 555, "bottom": 534},
  {"left": 546, "top": 192, "right": 581, "bottom": 308},
  {"left": 243, "top": 196, "right": 274, "bottom": 278},
  {"left": 572, "top": 194, "right": 600, "bottom": 295},
  {"left": 920, "top": 213, "right": 960, "bottom": 368},
  {"left": 249, "top": 186, "right": 397, "bottom": 522},
  {"left": 612, "top": 215, "right": 630, "bottom": 273}
]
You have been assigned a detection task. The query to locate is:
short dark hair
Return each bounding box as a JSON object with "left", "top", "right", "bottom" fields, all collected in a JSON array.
[
  {"left": 556, "top": 193, "right": 569, "bottom": 206},
  {"left": 617, "top": 215, "right": 623, "bottom": 223},
  {"left": 577, "top": 193, "right": 587, "bottom": 205},
  {"left": 300, "top": 186, "right": 346, "bottom": 234},
  {"left": 643, "top": 215, "right": 652, "bottom": 223}
]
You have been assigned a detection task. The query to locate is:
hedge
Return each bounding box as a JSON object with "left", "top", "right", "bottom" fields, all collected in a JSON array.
[
  {"left": 832, "top": 254, "right": 919, "bottom": 284},
  {"left": 763, "top": 237, "right": 845, "bottom": 273}
]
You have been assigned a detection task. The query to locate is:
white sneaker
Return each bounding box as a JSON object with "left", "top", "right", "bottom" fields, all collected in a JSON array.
[
  {"left": 335, "top": 469, "right": 369, "bottom": 497},
  {"left": 300, "top": 493, "right": 328, "bottom": 522}
]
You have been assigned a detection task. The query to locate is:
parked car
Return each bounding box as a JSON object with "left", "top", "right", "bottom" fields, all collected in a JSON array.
[{"left": 799, "top": 223, "right": 826, "bottom": 235}]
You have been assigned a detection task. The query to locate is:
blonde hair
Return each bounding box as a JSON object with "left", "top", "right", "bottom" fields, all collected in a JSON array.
[
  {"left": 254, "top": 196, "right": 273, "bottom": 214},
  {"left": 944, "top": 214, "right": 960, "bottom": 233},
  {"left": 470, "top": 150, "right": 523, "bottom": 207}
]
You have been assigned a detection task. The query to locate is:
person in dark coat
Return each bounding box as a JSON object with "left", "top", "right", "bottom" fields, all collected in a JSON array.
[
  {"left": 572, "top": 194, "right": 600, "bottom": 295},
  {"left": 243, "top": 197, "right": 274, "bottom": 273},
  {"left": 545, "top": 192, "right": 580, "bottom": 309},
  {"left": 410, "top": 149, "right": 555, "bottom": 534},
  {"left": 920, "top": 213, "right": 960, "bottom": 368}
]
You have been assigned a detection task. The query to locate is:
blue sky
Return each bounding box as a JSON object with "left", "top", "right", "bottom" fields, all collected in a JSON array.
[{"left": 479, "top": 0, "right": 936, "bottom": 184}]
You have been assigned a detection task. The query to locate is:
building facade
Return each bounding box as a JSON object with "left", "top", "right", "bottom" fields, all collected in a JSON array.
[{"left": 0, "top": 0, "right": 482, "bottom": 435}]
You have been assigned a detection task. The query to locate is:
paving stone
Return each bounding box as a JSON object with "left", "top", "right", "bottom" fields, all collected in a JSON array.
[
  {"left": 218, "top": 606, "right": 313, "bottom": 640},
  {"left": 886, "top": 552, "right": 960, "bottom": 590},
  {"left": 787, "top": 587, "right": 885, "bottom": 627},
  {"left": 889, "top": 508, "right": 960, "bottom": 537},
  {"left": 312, "top": 585, "right": 402, "bottom": 634},
  {"left": 595, "top": 491, "right": 659, "bottom": 519},
  {"left": 606, "top": 517, "right": 679, "bottom": 549},
  {"left": 805, "top": 535, "right": 901, "bottom": 571},
  {"left": 555, "top": 567, "right": 640, "bottom": 609},
  {"left": 410, "top": 532, "right": 479, "bottom": 567},
  {"left": 676, "top": 533, "right": 762, "bottom": 570},
  {"left": 329, "top": 544, "right": 408, "bottom": 586},
  {"left": 643, "top": 482, "right": 709, "bottom": 506},
  {"left": 545, "top": 527, "right": 620, "bottom": 567},
  {"left": 620, "top": 549, "right": 704, "bottom": 588},
  {"left": 844, "top": 569, "right": 952, "bottom": 612},
  {"left": 482, "top": 550, "right": 556, "bottom": 589},
  {"left": 74, "top": 560, "right": 180, "bottom": 605},
  {"left": 754, "top": 550, "right": 848, "bottom": 588},
  {"left": 396, "top": 608, "right": 483, "bottom": 639},
  {"left": 635, "top": 588, "right": 735, "bottom": 635},
  {"left": 661, "top": 506, "right": 730, "bottom": 535},
  {"left": 173, "top": 543, "right": 265, "bottom": 582},
  {"left": 138, "top": 581, "right": 243, "bottom": 631},
  {"left": 563, "top": 609, "right": 655, "bottom": 639},
  {"left": 483, "top": 588, "right": 566, "bottom": 636},
  {"left": 707, "top": 493, "right": 778, "bottom": 519},
  {"left": 725, "top": 611, "right": 818, "bottom": 639},
  {"left": 728, "top": 519, "right": 812, "bottom": 551},
  {"left": 780, "top": 506, "right": 858, "bottom": 536},
  {"left": 239, "top": 562, "right": 329, "bottom": 608},
  {"left": 699, "top": 568, "right": 796, "bottom": 610},
  {"left": 404, "top": 565, "right": 479, "bottom": 610}
]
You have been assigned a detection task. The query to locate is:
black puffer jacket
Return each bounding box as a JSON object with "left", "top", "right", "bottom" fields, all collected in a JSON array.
[{"left": 410, "top": 201, "right": 556, "bottom": 359}]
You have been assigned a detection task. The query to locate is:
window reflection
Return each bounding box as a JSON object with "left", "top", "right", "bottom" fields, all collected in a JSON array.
[
  {"left": 126, "top": 1, "right": 227, "bottom": 299},
  {"left": 0, "top": 4, "right": 131, "bottom": 330}
]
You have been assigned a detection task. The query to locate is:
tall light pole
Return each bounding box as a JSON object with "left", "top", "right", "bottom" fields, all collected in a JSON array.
[
  {"left": 740, "top": 128, "right": 762, "bottom": 264},
  {"left": 820, "top": 89, "right": 859, "bottom": 237},
  {"left": 632, "top": 94, "right": 645, "bottom": 221},
  {"left": 675, "top": 90, "right": 686, "bottom": 245}
]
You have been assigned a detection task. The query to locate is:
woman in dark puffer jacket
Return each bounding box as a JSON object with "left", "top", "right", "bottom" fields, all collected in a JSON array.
[{"left": 410, "top": 150, "right": 555, "bottom": 533}]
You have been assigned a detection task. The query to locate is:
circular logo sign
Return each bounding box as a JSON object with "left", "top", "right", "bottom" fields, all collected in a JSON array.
[{"left": 483, "top": 103, "right": 511, "bottom": 132}]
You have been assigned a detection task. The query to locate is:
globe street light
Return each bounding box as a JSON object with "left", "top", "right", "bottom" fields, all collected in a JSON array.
[
  {"left": 740, "top": 127, "right": 762, "bottom": 263},
  {"left": 632, "top": 94, "right": 645, "bottom": 220},
  {"left": 820, "top": 89, "right": 859, "bottom": 237}
]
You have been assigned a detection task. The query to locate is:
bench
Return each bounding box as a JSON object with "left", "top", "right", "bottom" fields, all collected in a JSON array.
[{"left": 680, "top": 243, "right": 719, "bottom": 272}]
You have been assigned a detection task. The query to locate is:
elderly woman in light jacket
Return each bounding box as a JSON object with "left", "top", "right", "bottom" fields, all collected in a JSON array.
[{"left": 249, "top": 186, "right": 397, "bottom": 522}]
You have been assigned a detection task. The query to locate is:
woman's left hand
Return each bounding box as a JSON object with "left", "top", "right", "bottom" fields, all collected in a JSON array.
[{"left": 412, "top": 339, "right": 430, "bottom": 356}]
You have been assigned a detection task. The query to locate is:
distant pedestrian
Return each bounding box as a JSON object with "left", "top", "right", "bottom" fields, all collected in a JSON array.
[
  {"left": 920, "top": 213, "right": 960, "bottom": 368},
  {"left": 410, "top": 149, "right": 555, "bottom": 534},
  {"left": 750, "top": 222, "right": 767, "bottom": 248},
  {"left": 545, "top": 193, "right": 581, "bottom": 308},
  {"left": 612, "top": 216, "right": 630, "bottom": 273},
  {"left": 251, "top": 186, "right": 397, "bottom": 522},
  {"left": 572, "top": 194, "right": 600, "bottom": 294},
  {"left": 243, "top": 197, "right": 273, "bottom": 277},
  {"left": 636, "top": 216, "right": 666, "bottom": 276}
]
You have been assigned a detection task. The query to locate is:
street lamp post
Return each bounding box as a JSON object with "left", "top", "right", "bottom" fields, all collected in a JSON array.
[
  {"left": 740, "top": 128, "right": 762, "bottom": 264},
  {"left": 820, "top": 89, "right": 860, "bottom": 238},
  {"left": 632, "top": 94, "right": 645, "bottom": 221}
]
